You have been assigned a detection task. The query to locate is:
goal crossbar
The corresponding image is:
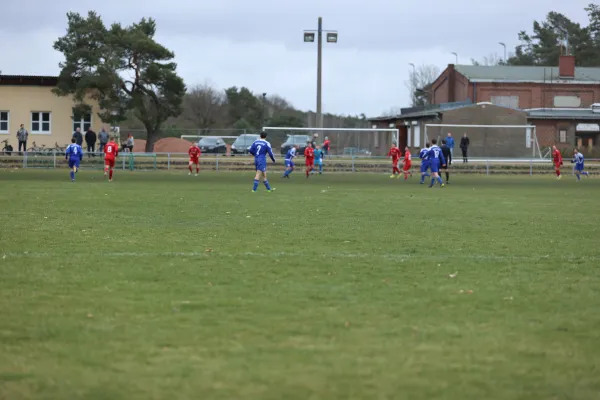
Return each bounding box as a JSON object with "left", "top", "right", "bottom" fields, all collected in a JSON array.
[{"left": 424, "top": 123, "right": 540, "bottom": 158}]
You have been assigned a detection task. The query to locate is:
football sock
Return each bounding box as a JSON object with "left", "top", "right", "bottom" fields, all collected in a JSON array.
[
  {"left": 576, "top": 173, "right": 580, "bottom": 180},
  {"left": 264, "top": 180, "right": 271, "bottom": 190},
  {"left": 420, "top": 174, "right": 425, "bottom": 184},
  {"left": 319, "top": 164, "right": 323, "bottom": 173},
  {"left": 70, "top": 171, "right": 75, "bottom": 180},
  {"left": 429, "top": 178, "right": 435, "bottom": 187},
  {"left": 445, "top": 172, "right": 449, "bottom": 181},
  {"left": 188, "top": 165, "right": 192, "bottom": 173},
  {"left": 583, "top": 171, "right": 589, "bottom": 176},
  {"left": 253, "top": 179, "right": 259, "bottom": 191},
  {"left": 437, "top": 176, "right": 443, "bottom": 185},
  {"left": 196, "top": 167, "right": 199, "bottom": 173},
  {"left": 109, "top": 170, "right": 113, "bottom": 180},
  {"left": 556, "top": 170, "right": 560, "bottom": 176}
]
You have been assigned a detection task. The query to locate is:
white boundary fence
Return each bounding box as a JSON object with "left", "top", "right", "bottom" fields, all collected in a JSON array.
[{"left": 0, "top": 150, "right": 598, "bottom": 175}]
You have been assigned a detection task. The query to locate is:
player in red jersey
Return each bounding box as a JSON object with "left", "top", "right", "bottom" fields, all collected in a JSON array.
[
  {"left": 103, "top": 136, "right": 119, "bottom": 182},
  {"left": 402, "top": 147, "right": 413, "bottom": 180},
  {"left": 387, "top": 143, "right": 402, "bottom": 178},
  {"left": 188, "top": 144, "right": 201, "bottom": 176},
  {"left": 552, "top": 145, "right": 563, "bottom": 179},
  {"left": 304, "top": 144, "right": 314, "bottom": 178}
]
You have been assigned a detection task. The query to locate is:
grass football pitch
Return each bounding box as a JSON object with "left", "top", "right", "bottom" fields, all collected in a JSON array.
[{"left": 1, "top": 169, "right": 599, "bottom": 400}]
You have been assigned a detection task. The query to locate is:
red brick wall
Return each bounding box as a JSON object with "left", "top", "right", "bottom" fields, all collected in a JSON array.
[{"left": 529, "top": 119, "right": 576, "bottom": 148}]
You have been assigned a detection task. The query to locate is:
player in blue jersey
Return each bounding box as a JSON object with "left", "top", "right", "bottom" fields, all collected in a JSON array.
[
  {"left": 248, "top": 131, "right": 276, "bottom": 192},
  {"left": 427, "top": 139, "right": 446, "bottom": 188},
  {"left": 65, "top": 138, "right": 83, "bottom": 181},
  {"left": 419, "top": 142, "right": 431, "bottom": 184},
  {"left": 313, "top": 145, "right": 324, "bottom": 174},
  {"left": 282, "top": 144, "right": 298, "bottom": 179},
  {"left": 571, "top": 148, "right": 589, "bottom": 181}
]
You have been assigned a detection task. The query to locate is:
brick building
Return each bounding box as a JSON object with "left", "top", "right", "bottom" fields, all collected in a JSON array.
[{"left": 371, "top": 56, "right": 600, "bottom": 156}]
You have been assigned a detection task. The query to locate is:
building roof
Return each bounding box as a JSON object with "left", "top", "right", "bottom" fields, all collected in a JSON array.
[
  {"left": 0, "top": 75, "right": 59, "bottom": 86},
  {"left": 455, "top": 65, "right": 600, "bottom": 83},
  {"left": 369, "top": 101, "right": 472, "bottom": 122},
  {"left": 526, "top": 108, "right": 600, "bottom": 120}
]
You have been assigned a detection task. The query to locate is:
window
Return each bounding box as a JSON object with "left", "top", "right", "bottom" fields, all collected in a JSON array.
[
  {"left": 73, "top": 112, "right": 92, "bottom": 132},
  {"left": 554, "top": 96, "right": 581, "bottom": 108},
  {"left": 490, "top": 95, "right": 519, "bottom": 108},
  {"left": 559, "top": 129, "right": 567, "bottom": 143},
  {"left": 407, "top": 126, "right": 412, "bottom": 147},
  {"left": 0, "top": 111, "right": 8, "bottom": 133},
  {"left": 31, "top": 112, "right": 51, "bottom": 134},
  {"left": 413, "top": 123, "right": 421, "bottom": 147}
]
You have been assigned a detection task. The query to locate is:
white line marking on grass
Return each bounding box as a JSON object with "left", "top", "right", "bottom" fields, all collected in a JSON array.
[{"left": 2, "top": 251, "right": 598, "bottom": 262}]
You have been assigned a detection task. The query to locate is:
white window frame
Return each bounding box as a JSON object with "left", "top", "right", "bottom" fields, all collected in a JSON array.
[
  {"left": 407, "top": 126, "right": 412, "bottom": 147},
  {"left": 73, "top": 112, "right": 92, "bottom": 133},
  {"left": 31, "top": 111, "right": 52, "bottom": 134},
  {"left": 0, "top": 111, "right": 9, "bottom": 134},
  {"left": 559, "top": 129, "right": 567, "bottom": 143},
  {"left": 413, "top": 122, "right": 421, "bottom": 147}
]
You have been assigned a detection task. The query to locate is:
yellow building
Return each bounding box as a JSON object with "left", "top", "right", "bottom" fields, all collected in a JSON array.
[{"left": 0, "top": 75, "right": 106, "bottom": 150}]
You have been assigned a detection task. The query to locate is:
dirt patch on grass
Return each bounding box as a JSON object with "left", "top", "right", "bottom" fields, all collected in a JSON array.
[{"left": 133, "top": 138, "right": 194, "bottom": 153}]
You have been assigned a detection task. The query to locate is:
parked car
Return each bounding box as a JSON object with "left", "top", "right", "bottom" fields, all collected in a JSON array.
[
  {"left": 231, "top": 134, "right": 260, "bottom": 155},
  {"left": 343, "top": 147, "right": 372, "bottom": 156},
  {"left": 198, "top": 137, "right": 227, "bottom": 154},
  {"left": 280, "top": 135, "right": 311, "bottom": 156}
]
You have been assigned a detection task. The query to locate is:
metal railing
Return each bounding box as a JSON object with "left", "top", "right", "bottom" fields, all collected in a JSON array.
[{"left": 0, "top": 150, "right": 598, "bottom": 175}]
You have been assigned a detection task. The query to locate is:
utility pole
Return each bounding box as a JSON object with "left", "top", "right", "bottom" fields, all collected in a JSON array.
[{"left": 304, "top": 17, "right": 337, "bottom": 131}]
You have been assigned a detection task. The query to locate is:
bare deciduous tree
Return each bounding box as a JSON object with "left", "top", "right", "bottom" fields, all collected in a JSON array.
[
  {"left": 183, "top": 81, "right": 226, "bottom": 130},
  {"left": 404, "top": 64, "right": 440, "bottom": 107},
  {"left": 471, "top": 53, "right": 505, "bottom": 66}
]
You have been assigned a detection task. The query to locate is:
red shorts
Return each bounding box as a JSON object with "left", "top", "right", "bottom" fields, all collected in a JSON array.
[
  {"left": 104, "top": 158, "right": 115, "bottom": 168},
  {"left": 403, "top": 162, "right": 412, "bottom": 171},
  {"left": 392, "top": 159, "right": 399, "bottom": 167},
  {"left": 306, "top": 158, "right": 314, "bottom": 166},
  {"left": 190, "top": 158, "right": 199, "bottom": 164},
  {"left": 554, "top": 162, "right": 562, "bottom": 169}
]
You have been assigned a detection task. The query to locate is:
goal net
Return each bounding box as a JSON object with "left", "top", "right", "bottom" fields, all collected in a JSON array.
[
  {"left": 261, "top": 127, "right": 399, "bottom": 157},
  {"left": 424, "top": 124, "right": 541, "bottom": 159}
]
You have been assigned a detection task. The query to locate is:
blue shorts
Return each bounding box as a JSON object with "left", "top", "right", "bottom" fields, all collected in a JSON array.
[
  {"left": 429, "top": 161, "right": 440, "bottom": 173},
  {"left": 255, "top": 159, "right": 267, "bottom": 172},
  {"left": 285, "top": 159, "right": 294, "bottom": 168},
  {"left": 314, "top": 160, "right": 322, "bottom": 166},
  {"left": 575, "top": 164, "right": 584, "bottom": 172},
  {"left": 68, "top": 159, "right": 80, "bottom": 169},
  {"left": 420, "top": 162, "right": 429, "bottom": 173}
]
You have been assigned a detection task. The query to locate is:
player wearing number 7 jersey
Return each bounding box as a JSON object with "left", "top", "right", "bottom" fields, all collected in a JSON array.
[
  {"left": 103, "top": 136, "right": 119, "bottom": 182},
  {"left": 248, "top": 131, "right": 276, "bottom": 192}
]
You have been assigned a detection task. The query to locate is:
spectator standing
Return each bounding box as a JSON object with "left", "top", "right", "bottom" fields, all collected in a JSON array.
[
  {"left": 446, "top": 132, "right": 455, "bottom": 157},
  {"left": 98, "top": 128, "right": 109, "bottom": 153},
  {"left": 72, "top": 127, "right": 83, "bottom": 146},
  {"left": 16, "top": 124, "right": 28, "bottom": 154},
  {"left": 460, "top": 133, "right": 470, "bottom": 163},
  {"left": 126, "top": 133, "right": 134, "bottom": 152},
  {"left": 85, "top": 128, "right": 97, "bottom": 157}
]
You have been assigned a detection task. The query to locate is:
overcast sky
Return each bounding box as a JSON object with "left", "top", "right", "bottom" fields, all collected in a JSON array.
[{"left": 0, "top": 0, "right": 592, "bottom": 117}]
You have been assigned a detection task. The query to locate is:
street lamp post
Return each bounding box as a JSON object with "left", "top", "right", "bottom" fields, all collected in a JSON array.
[
  {"left": 451, "top": 52, "right": 458, "bottom": 64},
  {"left": 408, "top": 63, "right": 416, "bottom": 106},
  {"left": 304, "top": 17, "right": 337, "bottom": 131},
  {"left": 261, "top": 93, "right": 267, "bottom": 128},
  {"left": 499, "top": 42, "right": 506, "bottom": 62}
]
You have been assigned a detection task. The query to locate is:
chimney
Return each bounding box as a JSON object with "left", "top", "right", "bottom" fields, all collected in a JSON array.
[{"left": 559, "top": 55, "right": 575, "bottom": 78}]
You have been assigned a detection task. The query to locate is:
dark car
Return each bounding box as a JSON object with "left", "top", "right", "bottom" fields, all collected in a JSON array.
[
  {"left": 231, "top": 134, "right": 259, "bottom": 155},
  {"left": 198, "top": 137, "right": 227, "bottom": 154},
  {"left": 280, "top": 134, "right": 311, "bottom": 156}
]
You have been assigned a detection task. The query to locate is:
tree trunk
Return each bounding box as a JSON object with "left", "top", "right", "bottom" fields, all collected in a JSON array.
[{"left": 145, "top": 129, "right": 160, "bottom": 152}]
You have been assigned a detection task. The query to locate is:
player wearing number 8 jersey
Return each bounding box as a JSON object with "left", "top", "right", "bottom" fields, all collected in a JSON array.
[
  {"left": 248, "top": 132, "right": 276, "bottom": 192},
  {"left": 103, "top": 137, "right": 119, "bottom": 182}
]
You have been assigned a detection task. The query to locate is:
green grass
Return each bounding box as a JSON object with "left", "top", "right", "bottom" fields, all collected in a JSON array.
[{"left": 1, "top": 169, "right": 599, "bottom": 400}]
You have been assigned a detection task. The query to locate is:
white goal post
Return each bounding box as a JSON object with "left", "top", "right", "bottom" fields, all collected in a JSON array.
[
  {"left": 424, "top": 124, "right": 541, "bottom": 159},
  {"left": 262, "top": 126, "right": 400, "bottom": 156}
]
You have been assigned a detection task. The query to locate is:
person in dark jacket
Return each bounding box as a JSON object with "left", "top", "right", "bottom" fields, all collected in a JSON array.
[
  {"left": 72, "top": 127, "right": 83, "bottom": 147},
  {"left": 85, "top": 128, "right": 97, "bottom": 157},
  {"left": 460, "top": 133, "right": 470, "bottom": 163},
  {"left": 441, "top": 139, "right": 451, "bottom": 183}
]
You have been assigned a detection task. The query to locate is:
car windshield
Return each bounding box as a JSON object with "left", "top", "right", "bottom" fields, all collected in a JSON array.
[
  {"left": 233, "top": 135, "right": 258, "bottom": 146},
  {"left": 199, "top": 138, "right": 219, "bottom": 145},
  {"left": 285, "top": 136, "right": 309, "bottom": 145}
]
